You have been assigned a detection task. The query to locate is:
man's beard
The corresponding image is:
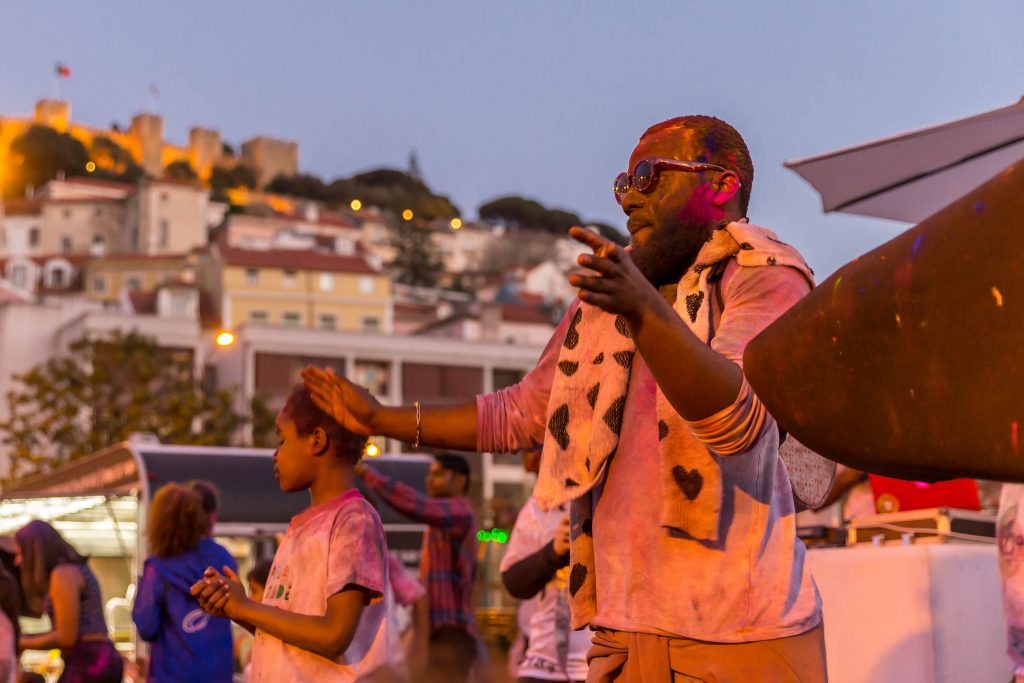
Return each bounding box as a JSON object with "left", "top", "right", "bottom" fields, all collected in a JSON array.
[{"left": 630, "top": 218, "right": 715, "bottom": 286}]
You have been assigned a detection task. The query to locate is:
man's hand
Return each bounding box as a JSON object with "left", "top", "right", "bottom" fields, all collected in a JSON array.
[
  {"left": 567, "top": 227, "right": 660, "bottom": 326},
  {"left": 552, "top": 515, "right": 571, "bottom": 557},
  {"left": 300, "top": 366, "right": 380, "bottom": 437},
  {"left": 354, "top": 461, "right": 369, "bottom": 477},
  {"left": 191, "top": 566, "right": 247, "bottom": 620}
]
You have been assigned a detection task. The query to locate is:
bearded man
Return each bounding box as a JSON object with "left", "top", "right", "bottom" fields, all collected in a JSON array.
[{"left": 304, "top": 116, "right": 827, "bottom": 682}]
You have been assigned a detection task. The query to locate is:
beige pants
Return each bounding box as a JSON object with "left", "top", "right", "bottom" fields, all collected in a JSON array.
[{"left": 586, "top": 622, "right": 828, "bottom": 683}]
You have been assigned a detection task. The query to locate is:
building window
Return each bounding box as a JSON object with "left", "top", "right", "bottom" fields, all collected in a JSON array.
[
  {"left": 11, "top": 265, "right": 26, "bottom": 288},
  {"left": 245, "top": 268, "right": 259, "bottom": 285},
  {"left": 170, "top": 293, "right": 189, "bottom": 316},
  {"left": 283, "top": 269, "right": 297, "bottom": 287},
  {"left": 283, "top": 311, "right": 302, "bottom": 327},
  {"left": 125, "top": 275, "right": 141, "bottom": 291},
  {"left": 159, "top": 219, "right": 170, "bottom": 248},
  {"left": 319, "top": 273, "right": 335, "bottom": 291},
  {"left": 359, "top": 276, "right": 374, "bottom": 294},
  {"left": 61, "top": 236, "right": 72, "bottom": 253},
  {"left": 161, "top": 192, "right": 169, "bottom": 201},
  {"left": 93, "top": 234, "right": 105, "bottom": 245},
  {"left": 361, "top": 316, "right": 380, "bottom": 333},
  {"left": 93, "top": 276, "right": 107, "bottom": 293},
  {"left": 50, "top": 269, "right": 65, "bottom": 287},
  {"left": 318, "top": 313, "right": 337, "bottom": 330},
  {"left": 28, "top": 228, "right": 40, "bottom": 247},
  {"left": 249, "top": 310, "right": 269, "bottom": 324},
  {"left": 63, "top": 208, "right": 72, "bottom": 219},
  {"left": 94, "top": 207, "right": 103, "bottom": 217}
]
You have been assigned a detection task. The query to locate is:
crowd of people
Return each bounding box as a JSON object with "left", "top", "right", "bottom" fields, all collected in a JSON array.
[{"left": 0, "top": 113, "right": 1017, "bottom": 682}]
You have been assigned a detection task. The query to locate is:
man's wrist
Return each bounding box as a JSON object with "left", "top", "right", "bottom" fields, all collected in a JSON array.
[{"left": 623, "top": 293, "right": 660, "bottom": 335}]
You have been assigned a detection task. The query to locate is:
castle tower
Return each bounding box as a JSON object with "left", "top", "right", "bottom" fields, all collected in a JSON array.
[
  {"left": 241, "top": 136, "right": 298, "bottom": 189},
  {"left": 34, "top": 99, "right": 71, "bottom": 132},
  {"left": 128, "top": 113, "right": 165, "bottom": 177},
  {"left": 188, "top": 126, "right": 223, "bottom": 181}
]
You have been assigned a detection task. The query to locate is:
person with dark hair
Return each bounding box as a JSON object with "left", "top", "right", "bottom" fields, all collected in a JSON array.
[
  {"left": 354, "top": 451, "right": 479, "bottom": 682},
  {"left": 14, "top": 520, "right": 122, "bottom": 683},
  {"left": 303, "top": 114, "right": 825, "bottom": 681},
  {"left": 246, "top": 559, "right": 273, "bottom": 602},
  {"left": 188, "top": 480, "right": 220, "bottom": 532},
  {"left": 0, "top": 561, "right": 20, "bottom": 683},
  {"left": 132, "top": 482, "right": 237, "bottom": 683},
  {"left": 191, "top": 385, "right": 399, "bottom": 681}
]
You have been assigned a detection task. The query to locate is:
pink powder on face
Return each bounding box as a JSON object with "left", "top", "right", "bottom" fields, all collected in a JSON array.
[{"left": 676, "top": 182, "right": 723, "bottom": 226}]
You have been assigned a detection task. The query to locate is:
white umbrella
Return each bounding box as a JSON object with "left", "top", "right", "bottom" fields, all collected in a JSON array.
[{"left": 785, "top": 97, "right": 1024, "bottom": 223}]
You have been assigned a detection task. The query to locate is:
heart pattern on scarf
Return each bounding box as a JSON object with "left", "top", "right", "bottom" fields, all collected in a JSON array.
[
  {"left": 672, "top": 465, "right": 704, "bottom": 501},
  {"left": 558, "top": 361, "right": 579, "bottom": 377},
  {"left": 564, "top": 307, "right": 583, "bottom": 349},
  {"left": 614, "top": 316, "right": 632, "bottom": 338},
  {"left": 602, "top": 395, "right": 626, "bottom": 434},
  {"left": 685, "top": 292, "right": 705, "bottom": 323},
  {"left": 586, "top": 383, "right": 601, "bottom": 409},
  {"left": 612, "top": 350, "right": 634, "bottom": 369},
  {"left": 569, "top": 563, "right": 588, "bottom": 597},
  {"left": 548, "top": 403, "right": 570, "bottom": 450}
]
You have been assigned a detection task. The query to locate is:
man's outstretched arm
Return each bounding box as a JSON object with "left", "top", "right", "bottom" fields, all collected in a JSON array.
[
  {"left": 301, "top": 366, "right": 478, "bottom": 450},
  {"left": 357, "top": 464, "right": 475, "bottom": 533}
]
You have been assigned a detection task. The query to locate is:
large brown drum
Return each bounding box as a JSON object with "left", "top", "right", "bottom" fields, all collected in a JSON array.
[{"left": 744, "top": 161, "right": 1024, "bottom": 482}]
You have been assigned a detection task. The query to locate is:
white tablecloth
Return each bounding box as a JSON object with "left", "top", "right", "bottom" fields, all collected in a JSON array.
[{"left": 808, "top": 543, "right": 1010, "bottom": 683}]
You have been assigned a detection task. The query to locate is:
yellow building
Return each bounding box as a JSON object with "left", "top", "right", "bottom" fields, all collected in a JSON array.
[
  {"left": 83, "top": 253, "right": 193, "bottom": 304},
  {"left": 197, "top": 243, "right": 393, "bottom": 333}
]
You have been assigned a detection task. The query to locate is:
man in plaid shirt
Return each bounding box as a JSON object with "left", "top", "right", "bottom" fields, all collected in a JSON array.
[{"left": 357, "top": 454, "right": 480, "bottom": 682}]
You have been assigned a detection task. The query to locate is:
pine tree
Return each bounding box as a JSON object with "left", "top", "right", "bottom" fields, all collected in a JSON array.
[{"left": 388, "top": 219, "right": 444, "bottom": 287}]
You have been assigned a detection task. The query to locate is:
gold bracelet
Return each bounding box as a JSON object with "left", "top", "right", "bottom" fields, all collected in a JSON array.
[{"left": 413, "top": 401, "right": 422, "bottom": 449}]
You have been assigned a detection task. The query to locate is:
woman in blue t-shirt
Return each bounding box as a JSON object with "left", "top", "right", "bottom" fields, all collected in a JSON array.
[{"left": 133, "top": 482, "right": 237, "bottom": 683}]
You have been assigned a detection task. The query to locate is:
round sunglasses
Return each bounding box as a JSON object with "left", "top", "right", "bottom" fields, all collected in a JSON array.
[{"left": 613, "top": 158, "right": 735, "bottom": 204}]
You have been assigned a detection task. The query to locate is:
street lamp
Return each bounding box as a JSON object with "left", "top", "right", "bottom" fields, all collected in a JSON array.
[
  {"left": 350, "top": 199, "right": 362, "bottom": 211},
  {"left": 401, "top": 209, "right": 414, "bottom": 221},
  {"left": 450, "top": 218, "right": 462, "bottom": 230},
  {"left": 215, "top": 331, "right": 235, "bottom": 347}
]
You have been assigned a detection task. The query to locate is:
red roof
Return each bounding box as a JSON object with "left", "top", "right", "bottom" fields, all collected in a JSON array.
[
  {"left": 0, "top": 253, "right": 90, "bottom": 269},
  {"left": 216, "top": 244, "right": 381, "bottom": 275},
  {"left": 500, "top": 302, "right": 556, "bottom": 325},
  {"left": 91, "top": 252, "right": 188, "bottom": 263},
  {"left": 274, "top": 211, "right": 357, "bottom": 229},
  {"left": 3, "top": 199, "right": 43, "bottom": 216},
  {"left": 126, "top": 289, "right": 157, "bottom": 313},
  {"left": 61, "top": 177, "right": 135, "bottom": 191}
]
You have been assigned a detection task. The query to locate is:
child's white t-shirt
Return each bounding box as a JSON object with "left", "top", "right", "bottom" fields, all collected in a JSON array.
[{"left": 251, "top": 489, "right": 399, "bottom": 682}]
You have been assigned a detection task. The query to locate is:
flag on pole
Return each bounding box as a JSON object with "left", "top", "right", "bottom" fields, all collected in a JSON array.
[
  {"left": 149, "top": 82, "right": 158, "bottom": 99},
  {"left": 55, "top": 63, "right": 71, "bottom": 78}
]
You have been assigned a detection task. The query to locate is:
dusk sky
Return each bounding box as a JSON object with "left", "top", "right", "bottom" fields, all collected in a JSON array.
[{"left": 2, "top": 1, "right": 1021, "bottom": 277}]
